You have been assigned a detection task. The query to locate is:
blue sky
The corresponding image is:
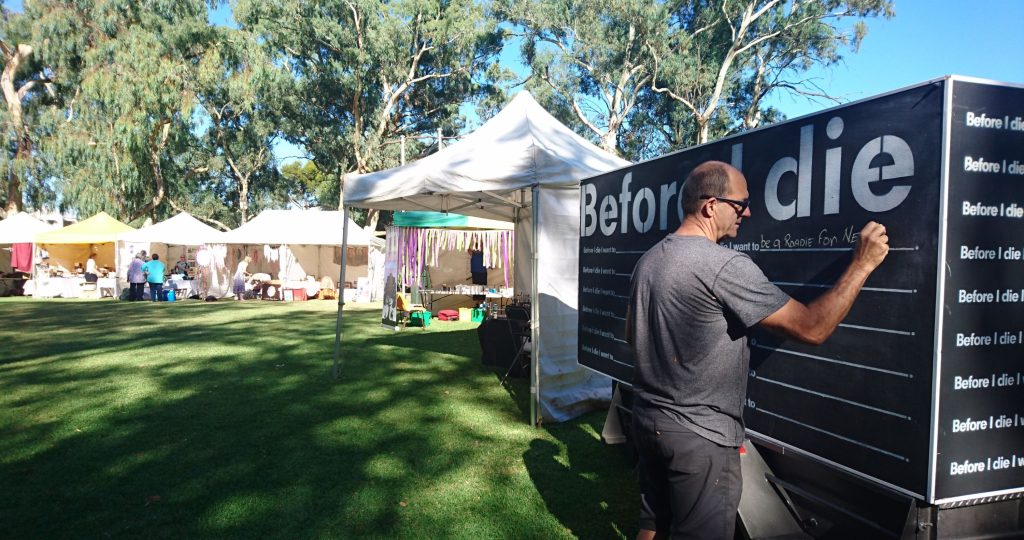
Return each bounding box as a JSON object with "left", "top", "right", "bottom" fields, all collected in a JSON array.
[{"left": 764, "top": 0, "right": 1024, "bottom": 119}]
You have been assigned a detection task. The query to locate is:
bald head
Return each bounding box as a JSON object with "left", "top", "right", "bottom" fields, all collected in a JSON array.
[{"left": 681, "top": 161, "right": 741, "bottom": 216}]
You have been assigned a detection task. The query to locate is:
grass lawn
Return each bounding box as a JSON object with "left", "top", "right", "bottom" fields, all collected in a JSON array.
[{"left": 0, "top": 298, "right": 638, "bottom": 539}]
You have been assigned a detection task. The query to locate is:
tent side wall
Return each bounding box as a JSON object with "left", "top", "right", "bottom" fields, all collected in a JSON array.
[{"left": 534, "top": 186, "right": 612, "bottom": 422}]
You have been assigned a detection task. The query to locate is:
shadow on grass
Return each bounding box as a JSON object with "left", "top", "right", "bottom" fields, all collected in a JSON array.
[
  {"left": 0, "top": 300, "right": 583, "bottom": 539},
  {"left": 488, "top": 367, "right": 637, "bottom": 539}
]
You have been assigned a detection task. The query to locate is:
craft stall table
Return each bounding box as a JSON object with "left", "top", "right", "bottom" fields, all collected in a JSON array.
[
  {"left": 417, "top": 288, "right": 514, "bottom": 314},
  {"left": 165, "top": 276, "right": 197, "bottom": 299},
  {"left": 25, "top": 276, "right": 87, "bottom": 298}
]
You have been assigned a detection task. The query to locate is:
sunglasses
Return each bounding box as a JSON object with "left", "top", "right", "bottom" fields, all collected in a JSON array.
[{"left": 700, "top": 195, "right": 750, "bottom": 214}]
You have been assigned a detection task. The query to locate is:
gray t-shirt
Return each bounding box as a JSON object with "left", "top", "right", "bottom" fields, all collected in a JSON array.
[{"left": 628, "top": 234, "right": 790, "bottom": 447}]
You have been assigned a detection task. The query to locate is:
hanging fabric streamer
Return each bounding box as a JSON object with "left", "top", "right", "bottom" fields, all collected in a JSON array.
[{"left": 392, "top": 226, "right": 515, "bottom": 289}]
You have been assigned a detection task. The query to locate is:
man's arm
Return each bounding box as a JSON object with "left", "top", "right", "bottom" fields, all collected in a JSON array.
[{"left": 759, "top": 221, "right": 890, "bottom": 345}]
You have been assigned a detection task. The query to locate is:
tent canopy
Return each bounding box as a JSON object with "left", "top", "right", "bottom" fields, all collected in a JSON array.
[
  {"left": 36, "top": 212, "right": 135, "bottom": 244},
  {"left": 345, "top": 92, "right": 629, "bottom": 219},
  {"left": 118, "top": 212, "right": 225, "bottom": 245},
  {"left": 0, "top": 213, "right": 54, "bottom": 244},
  {"left": 339, "top": 91, "right": 630, "bottom": 424},
  {"left": 220, "top": 209, "right": 381, "bottom": 247},
  {"left": 392, "top": 211, "right": 513, "bottom": 230}
]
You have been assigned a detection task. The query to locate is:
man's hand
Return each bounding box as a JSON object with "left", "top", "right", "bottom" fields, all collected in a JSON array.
[
  {"left": 759, "top": 221, "right": 892, "bottom": 345},
  {"left": 852, "top": 221, "right": 890, "bottom": 274}
]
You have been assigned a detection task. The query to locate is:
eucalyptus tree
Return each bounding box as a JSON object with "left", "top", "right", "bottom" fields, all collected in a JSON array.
[
  {"left": 28, "top": 0, "right": 217, "bottom": 223},
  {"left": 235, "top": 0, "right": 505, "bottom": 228},
  {"left": 500, "top": 0, "right": 664, "bottom": 156},
  {"left": 192, "top": 26, "right": 288, "bottom": 225},
  {"left": 649, "top": 0, "right": 894, "bottom": 145},
  {"left": 0, "top": 5, "right": 59, "bottom": 216}
]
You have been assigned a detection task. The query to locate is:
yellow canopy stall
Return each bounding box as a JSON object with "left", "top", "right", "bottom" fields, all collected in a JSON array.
[{"left": 35, "top": 212, "right": 136, "bottom": 279}]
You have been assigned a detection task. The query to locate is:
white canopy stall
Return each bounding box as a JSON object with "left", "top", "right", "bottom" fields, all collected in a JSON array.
[
  {"left": 220, "top": 209, "right": 384, "bottom": 300},
  {"left": 341, "top": 91, "right": 630, "bottom": 425},
  {"left": 117, "top": 212, "right": 230, "bottom": 298},
  {"left": 0, "top": 213, "right": 53, "bottom": 272},
  {"left": 0, "top": 213, "right": 55, "bottom": 296}
]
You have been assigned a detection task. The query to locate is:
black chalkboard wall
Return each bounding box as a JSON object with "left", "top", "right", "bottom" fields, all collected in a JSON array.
[{"left": 577, "top": 76, "right": 1024, "bottom": 504}]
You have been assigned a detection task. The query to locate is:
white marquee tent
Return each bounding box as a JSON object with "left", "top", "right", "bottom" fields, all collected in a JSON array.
[
  {"left": 0, "top": 213, "right": 54, "bottom": 269},
  {"left": 0, "top": 212, "right": 54, "bottom": 244},
  {"left": 341, "top": 91, "right": 631, "bottom": 424},
  {"left": 118, "top": 211, "right": 226, "bottom": 245},
  {"left": 220, "top": 209, "right": 380, "bottom": 247},
  {"left": 220, "top": 209, "right": 384, "bottom": 298},
  {"left": 117, "top": 212, "right": 231, "bottom": 297}
]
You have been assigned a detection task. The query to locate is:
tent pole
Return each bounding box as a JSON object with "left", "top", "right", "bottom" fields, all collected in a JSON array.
[
  {"left": 114, "top": 239, "right": 121, "bottom": 299},
  {"left": 530, "top": 186, "right": 540, "bottom": 427},
  {"left": 332, "top": 206, "right": 351, "bottom": 379}
]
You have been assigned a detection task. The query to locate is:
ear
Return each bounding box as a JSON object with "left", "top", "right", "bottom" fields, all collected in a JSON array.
[{"left": 699, "top": 199, "right": 715, "bottom": 218}]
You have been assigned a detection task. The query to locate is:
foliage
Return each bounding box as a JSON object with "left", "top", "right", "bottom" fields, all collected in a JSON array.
[
  {"left": 190, "top": 25, "right": 289, "bottom": 226},
  {"left": 501, "top": 0, "right": 892, "bottom": 158},
  {"left": 0, "top": 5, "right": 61, "bottom": 215},
  {"left": 649, "top": 0, "right": 895, "bottom": 145},
  {"left": 235, "top": 0, "right": 505, "bottom": 229},
  {"left": 501, "top": 0, "right": 664, "bottom": 155},
  {"left": 28, "top": 0, "right": 217, "bottom": 224},
  {"left": 0, "top": 0, "right": 893, "bottom": 222}
]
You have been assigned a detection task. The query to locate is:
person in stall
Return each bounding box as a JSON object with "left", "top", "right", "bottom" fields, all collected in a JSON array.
[
  {"left": 127, "top": 251, "right": 146, "bottom": 301},
  {"left": 36, "top": 255, "right": 51, "bottom": 275},
  {"left": 232, "top": 256, "right": 252, "bottom": 301},
  {"left": 84, "top": 253, "right": 99, "bottom": 283},
  {"left": 172, "top": 254, "right": 189, "bottom": 276},
  {"left": 142, "top": 253, "right": 166, "bottom": 302}
]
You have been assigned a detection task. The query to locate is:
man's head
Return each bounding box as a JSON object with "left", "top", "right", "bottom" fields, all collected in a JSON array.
[
  {"left": 681, "top": 161, "right": 751, "bottom": 240},
  {"left": 152, "top": 253, "right": 160, "bottom": 261}
]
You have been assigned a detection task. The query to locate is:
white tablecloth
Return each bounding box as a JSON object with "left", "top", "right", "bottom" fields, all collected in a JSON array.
[
  {"left": 27, "top": 277, "right": 85, "bottom": 298},
  {"left": 166, "top": 278, "right": 197, "bottom": 299}
]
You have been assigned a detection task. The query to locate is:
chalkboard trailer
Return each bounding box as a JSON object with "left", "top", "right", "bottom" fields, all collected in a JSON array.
[{"left": 577, "top": 76, "right": 1024, "bottom": 505}]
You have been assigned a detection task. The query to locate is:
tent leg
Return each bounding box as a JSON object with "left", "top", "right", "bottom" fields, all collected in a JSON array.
[
  {"left": 114, "top": 241, "right": 121, "bottom": 299},
  {"left": 530, "top": 187, "right": 540, "bottom": 427},
  {"left": 332, "top": 207, "right": 351, "bottom": 379}
]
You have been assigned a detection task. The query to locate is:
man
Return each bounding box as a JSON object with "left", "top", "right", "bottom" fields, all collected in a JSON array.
[
  {"left": 627, "top": 161, "right": 889, "bottom": 539},
  {"left": 142, "top": 253, "right": 166, "bottom": 302}
]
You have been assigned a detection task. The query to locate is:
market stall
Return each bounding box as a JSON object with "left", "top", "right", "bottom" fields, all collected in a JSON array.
[
  {"left": 30, "top": 212, "right": 135, "bottom": 298},
  {"left": 341, "top": 91, "right": 630, "bottom": 424},
  {"left": 219, "top": 209, "right": 384, "bottom": 301},
  {"left": 117, "top": 212, "right": 230, "bottom": 299},
  {"left": 0, "top": 213, "right": 55, "bottom": 296},
  {"left": 390, "top": 211, "right": 516, "bottom": 313}
]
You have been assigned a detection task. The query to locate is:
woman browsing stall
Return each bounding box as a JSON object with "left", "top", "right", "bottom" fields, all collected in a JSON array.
[{"left": 233, "top": 256, "right": 251, "bottom": 301}]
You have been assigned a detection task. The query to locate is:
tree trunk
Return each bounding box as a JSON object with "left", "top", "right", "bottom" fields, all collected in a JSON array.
[
  {"left": 600, "top": 130, "right": 618, "bottom": 155},
  {"left": 240, "top": 178, "right": 249, "bottom": 223},
  {"left": 1, "top": 43, "right": 33, "bottom": 214},
  {"left": 365, "top": 209, "right": 379, "bottom": 232},
  {"left": 697, "top": 117, "right": 710, "bottom": 145}
]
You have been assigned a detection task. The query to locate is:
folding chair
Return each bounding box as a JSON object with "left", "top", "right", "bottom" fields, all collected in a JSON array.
[
  {"left": 396, "top": 293, "right": 428, "bottom": 329},
  {"left": 500, "top": 304, "right": 531, "bottom": 384}
]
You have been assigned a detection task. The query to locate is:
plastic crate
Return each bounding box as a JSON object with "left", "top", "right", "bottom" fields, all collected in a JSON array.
[{"left": 408, "top": 310, "right": 432, "bottom": 327}]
